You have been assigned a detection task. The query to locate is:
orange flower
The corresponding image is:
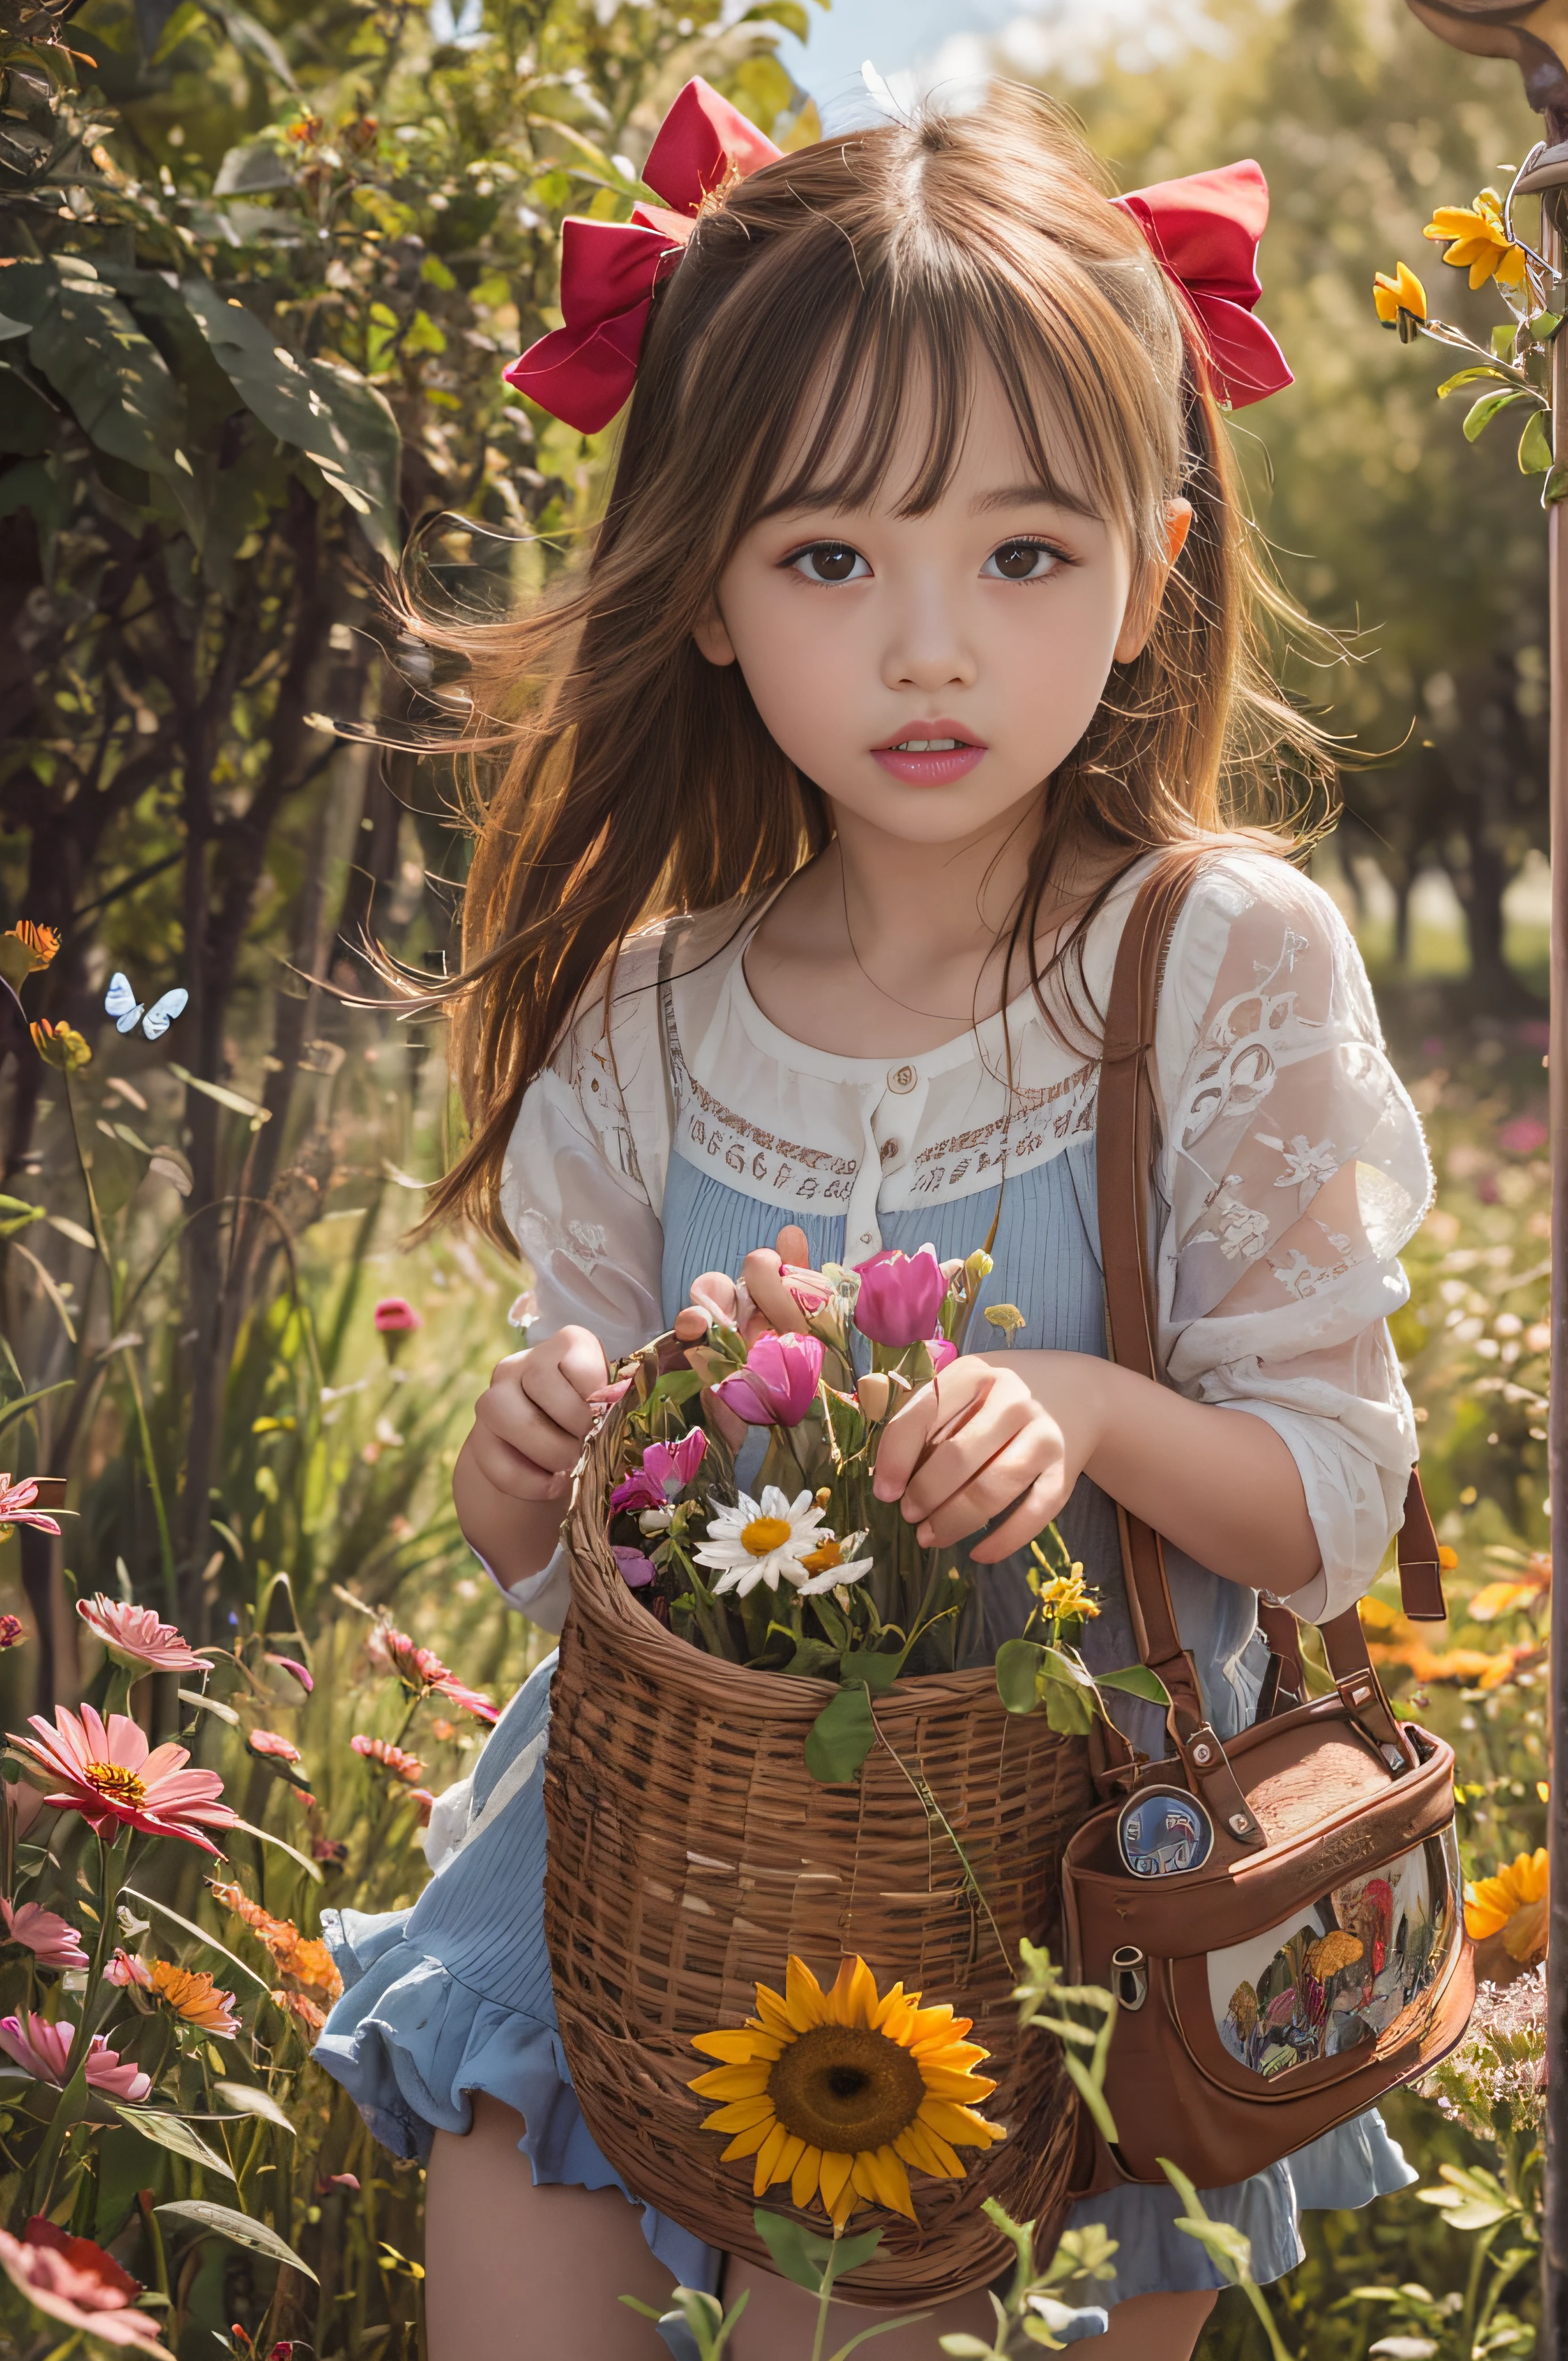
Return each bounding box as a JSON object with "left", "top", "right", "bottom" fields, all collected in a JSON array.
[
  {"left": 29, "top": 1019, "right": 91, "bottom": 1073},
  {"left": 147, "top": 1960, "right": 240, "bottom": 2038},
  {"left": 272, "top": 1989, "right": 327, "bottom": 2034},
  {"left": 209, "top": 1881, "right": 342, "bottom": 2003},
  {"left": 1466, "top": 1849, "right": 1548, "bottom": 1963},
  {"left": 1424, "top": 190, "right": 1529, "bottom": 293},
  {"left": 0, "top": 922, "right": 60, "bottom": 986}
]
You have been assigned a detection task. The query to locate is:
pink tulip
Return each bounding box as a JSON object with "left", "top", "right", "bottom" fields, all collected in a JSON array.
[
  {"left": 610, "top": 1430, "right": 707, "bottom": 1517},
  {"left": 713, "top": 1330, "right": 824, "bottom": 1427},
  {"left": 928, "top": 1335, "right": 958, "bottom": 1374},
  {"left": 851, "top": 1248, "right": 948, "bottom": 1348},
  {"left": 779, "top": 1264, "right": 835, "bottom": 1316}
]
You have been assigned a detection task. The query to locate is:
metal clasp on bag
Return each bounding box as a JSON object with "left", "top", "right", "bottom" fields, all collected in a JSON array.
[{"left": 1110, "top": 1945, "right": 1148, "bottom": 2013}]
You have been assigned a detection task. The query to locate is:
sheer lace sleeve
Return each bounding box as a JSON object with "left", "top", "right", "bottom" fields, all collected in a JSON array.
[
  {"left": 1151, "top": 853, "right": 1431, "bottom": 1624},
  {"left": 484, "top": 932, "right": 672, "bottom": 1630},
  {"left": 496, "top": 929, "right": 672, "bottom": 1362}
]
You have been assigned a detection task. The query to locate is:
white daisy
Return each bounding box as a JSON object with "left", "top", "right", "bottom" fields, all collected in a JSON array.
[
  {"left": 694, "top": 1487, "right": 832, "bottom": 1598},
  {"left": 796, "top": 1529, "right": 875, "bottom": 1597}
]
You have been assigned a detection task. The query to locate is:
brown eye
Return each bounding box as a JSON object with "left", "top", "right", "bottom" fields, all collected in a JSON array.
[
  {"left": 988, "top": 541, "right": 1049, "bottom": 580},
  {"left": 798, "top": 544, "right": 866, "bottom": 583}
]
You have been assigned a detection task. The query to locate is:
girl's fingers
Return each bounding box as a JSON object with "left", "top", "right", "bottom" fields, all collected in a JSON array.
[
  {"left": 913, "top": 1429, "right": 1058, "bottom": 1547},
  {"left": 968, "top": 1476, "right": 1068, "bottom": 1563},
  {"left": 898, "top": 1396, "right": 1035, "bottom": 1522},
  {"left": 518, "top": 1357, "right": 600, "bottom": 1442},
  {"left": 873, "top": 1368, "right": 984, "bottom": 1498},
  {"left": 775, "top": 1225, "right": 810, "bottom": 1266},
  {"left": 463, "top": 1421, "right": 568, "bottom": 1503},
  {"left": 690, "top": 1270, "right": 740, "bottom": 1326},
  {"left": 741, "top": 1247, "right": 812, "bottom": 1334}
]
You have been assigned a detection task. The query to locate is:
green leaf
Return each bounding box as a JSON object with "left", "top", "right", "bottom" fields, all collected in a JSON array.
[
  {"left": 212, "top": 142, "right": 296, "bottom": 197},
  {"left": 1096, "top": 1665, "right": 1171, "bottom": 1706},
  {"left": 1528, "top": 310, "right": 1563, "bottom": 342},
  {"left": 168, "top": 1062, "right": 272, "bottom": 1125},
  {"left": 1544, "top": 462, "right": 1568, "bottom": 507},
  {"left": 0, "top": 314, "right": 29, "bottom": 344},
  {"left": 780, "top": 1637, "right": 842, "bottom": 1677},
  {"left": 120, "top": 1886, "right": 273, "bottom": 1993},
  {"left": 995, "top": 1639, "right": 1045, "bottom": 1715},
  {"left": 1491, "top": 322, "right": 1518, "bottom": 360},
  {"left": 1463, "top": 388, "right": 1531, "bottom": 441},
  {"left": 804, "top": 1683, "right": 876, "bottom": 1783},
  {"left": 178, "top": 1686, "right": 240, "bottom": 1726},
  {"left": 839, "top": 1646, "right": 904, "bottom": 1694},
  {"left": 156, "top": 2199, "right": 318, "bottom": 2281},
  {"left": 0, "top": 1379, "right": 71, "bottom": 1440},
  {"left": 1518, "top": 409, "right": 1553, "bottom": 473},
  {"left": 224, "top": 1813, "right": 323, "bottom": 1882},
  {"left": 741, "top": 0, "right": 811, "bottom": 36},
  {"left": 115, "top": 2106, "right": 236, "bottom": 2180},
  {"left": 752, "top": 2208, "right": 882, "bottom": 2294},
  {"left": 1437, "top": 365, "right": 1521, "bottom": 397},
  {"left": 26, "top": 261, "right": 194, "bottom": 519},
  {"left": 936, "top": 2341, "right": 995, "bottom": 2359},
  {"left": 0, "top": 363, "right": 57, "bottom": 458},
  {"left": 212, "top": 2081, "right": 296, "bottom": 2134},
  {"left": 177, "top": 279, "right": 401, "bottom": 559}
]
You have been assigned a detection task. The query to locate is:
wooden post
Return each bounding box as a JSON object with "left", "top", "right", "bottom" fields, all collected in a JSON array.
[{"left": 1403, "top": 11, "right": 1568, "bottom": 2352}]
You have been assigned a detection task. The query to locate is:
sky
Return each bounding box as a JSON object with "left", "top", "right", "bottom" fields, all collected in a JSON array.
[{"left": 774, "top": 0, "right": 1238, "bottom": 129}]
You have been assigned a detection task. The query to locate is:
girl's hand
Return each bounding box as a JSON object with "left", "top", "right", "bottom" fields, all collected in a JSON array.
[
  {"left": 872, "top": 1353, "right": 1107, "bottom": 1563},
  {"left": 461, "top": 1325, "right": 612, "bottom": 1507},
  {"left": 676, "top": 1225, "right": 814, "bottom": 1347}
]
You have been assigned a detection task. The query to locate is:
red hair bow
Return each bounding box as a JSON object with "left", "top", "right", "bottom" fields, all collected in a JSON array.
[
  {"left": 1114, "top": 160, "right": 1292, "bottom": 410},
  {"left": 503, "top": 79, "right": 780, "bottom": 433}
]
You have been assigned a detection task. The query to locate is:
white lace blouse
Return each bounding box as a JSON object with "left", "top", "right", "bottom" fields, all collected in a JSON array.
[{"left": 495, "top": 847, "right": 1431, "bottom": 1631}]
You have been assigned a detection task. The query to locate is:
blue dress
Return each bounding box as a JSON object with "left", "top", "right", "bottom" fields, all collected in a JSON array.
[{"left": 317, "top": 1133, "right": 1414, "bottom": 2310}]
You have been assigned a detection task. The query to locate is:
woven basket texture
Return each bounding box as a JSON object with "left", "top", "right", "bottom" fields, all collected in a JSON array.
[{"left": 542, "top": 1397, "right": 1098, "bottom": 2306}]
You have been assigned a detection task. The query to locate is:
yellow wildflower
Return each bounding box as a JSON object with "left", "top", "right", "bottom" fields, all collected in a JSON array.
[
  {"left": 0, "top": 923, "right": 60, "bottom": 988},
  {"left": 29, "top": 1020, "right": 91, "bottom": 1074},
  {"left": 1373, "top": 260, "right": 1427, "bottom": 325},
  {"left": 1465, "top": 1847, "right": 1547, "bottom": 1963},
  {"left": 1423, "top": 191, "right": 1528, "bottom": 293}
]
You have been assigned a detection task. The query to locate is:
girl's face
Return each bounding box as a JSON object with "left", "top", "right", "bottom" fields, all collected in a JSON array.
[{"left": 694, "top": 362, "right": 1188, "bottom": 850}]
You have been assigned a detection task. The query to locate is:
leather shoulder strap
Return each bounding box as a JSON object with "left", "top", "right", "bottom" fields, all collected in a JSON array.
[{"left": 1095, "top": 850, "right": 1444, "bottom": 1724}]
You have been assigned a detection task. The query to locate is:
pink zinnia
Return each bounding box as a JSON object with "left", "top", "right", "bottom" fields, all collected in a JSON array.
[
  {"left": 367, "top": 1623, "right": 452, "bottom": 1695},
  {"left": 609, "top": 1429, "right": 708, "bottom": 1516},
  {"left": 0, "top": 1899, "right": 88, "bottom": 1970},
  {"left": 76, "top": 1597, "right": 206, "bottom": 1676},
  {"left": 0, "top": 2219, "right": 169, "bottom": 2355},
  {"left": 0, "top": 1475, "right": 60, "bottom": 1539},
  {"left": 351, "top": 1734, "right": 425, "bottom": 1784},
  {"left": 713, "top": 1330, "right": 824, "bottom": 1428},
  {"left": 8, "top": 1703, "right": 238, "bottom": 1855},
  {"left": 851, "top": 1247, "right": 948, "bottom": 1348},
  {"left": 104, "top": 1949, "right": 152, "bottom": 1989},
  {"left": 0, "top": 2010, "right": 151, "bottom": 2102},
  {"left": 265, "top": 1654, "right": 314, "bottom": 1692},
  {"left": 435, "top": 1677, "right": 499, "bottom": 1726},
  {"left": 247, "top": 1729, "right": 303, "bottom": 1766},
  {"left": 372, "top": 1296, "right": 421, "bottom": 1334}
]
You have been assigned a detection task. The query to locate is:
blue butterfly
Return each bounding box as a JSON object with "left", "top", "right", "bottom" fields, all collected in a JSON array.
[{"left": 105, "top": 972, "right": 189, "bottom": 1041}]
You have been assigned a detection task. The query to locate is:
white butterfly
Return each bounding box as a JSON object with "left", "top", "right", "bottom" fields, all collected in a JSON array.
[{"left": 105, "top": 972, "right": 189, "bottom": 1041}]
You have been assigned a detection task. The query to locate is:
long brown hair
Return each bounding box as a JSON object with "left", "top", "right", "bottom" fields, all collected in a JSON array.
[{"left": 412, "top": 82, "right": 1328, "bottom": 1249}]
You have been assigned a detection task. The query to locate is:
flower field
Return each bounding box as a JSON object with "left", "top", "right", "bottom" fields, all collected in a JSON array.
[{"left": 0, "top": 907, "right": 1551, "bottom": 2360}]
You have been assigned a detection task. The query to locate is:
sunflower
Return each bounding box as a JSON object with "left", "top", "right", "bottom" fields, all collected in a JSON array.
[
  {"left": 1466, "top": 1847, "right": 1548, "bottom": 1963},
  {"left": 689, "top": 1954, "right": 1004, "bottom": 2229}
]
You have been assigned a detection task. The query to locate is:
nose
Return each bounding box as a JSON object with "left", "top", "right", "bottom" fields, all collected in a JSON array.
[{"left": 880, "top": 578, "right": 977, "bottom": 696}]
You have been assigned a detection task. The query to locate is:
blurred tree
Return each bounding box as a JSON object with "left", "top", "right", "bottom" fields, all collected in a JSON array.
[
  {"left": 0, "top": 0, "right": 821, "bottom": 1640},
  {"left": 1007, "top": 0, "right": 1548, "bottom": 1002}
]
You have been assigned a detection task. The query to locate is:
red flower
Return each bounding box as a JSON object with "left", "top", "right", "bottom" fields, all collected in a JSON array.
[{"left": 372, "top": 1296, "right": 421, "bottom": 1333}]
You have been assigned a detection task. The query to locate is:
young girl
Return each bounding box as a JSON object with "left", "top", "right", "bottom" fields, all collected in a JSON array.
[{"left": 318, "top": 80, "right": 1431, "bottom": 2361}]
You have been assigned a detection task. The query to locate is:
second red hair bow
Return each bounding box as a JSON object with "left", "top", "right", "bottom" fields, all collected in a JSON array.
[
  {"left": 503, "top": 78, "right": 779, "bottom": 433},
  {"left": 1114, "top": 160, "right": 1292, "bottom": 410}
]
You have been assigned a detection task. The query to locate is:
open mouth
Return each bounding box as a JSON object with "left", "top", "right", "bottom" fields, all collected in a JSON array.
[{"left": 872, "top": 727, "right": 987, "bottom": 783}]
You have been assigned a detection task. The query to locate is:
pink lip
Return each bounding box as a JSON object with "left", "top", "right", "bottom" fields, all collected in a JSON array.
[{"left": 872, "top": 719, "right": 987, "bottom": 787}]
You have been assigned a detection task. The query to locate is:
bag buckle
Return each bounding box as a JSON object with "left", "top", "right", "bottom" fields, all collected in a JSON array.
[{"left": 1110, "top": 1945, "right": 1148, "bottom": 2012}]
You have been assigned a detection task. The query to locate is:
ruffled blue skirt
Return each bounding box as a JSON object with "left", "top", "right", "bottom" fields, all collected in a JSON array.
[{"left": 317, "top": 1653, "right": 1414, "bottom": 2314}]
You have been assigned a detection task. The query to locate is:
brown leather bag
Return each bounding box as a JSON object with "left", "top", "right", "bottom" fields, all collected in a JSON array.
[{"left": 1062, "top": 848, "right": 1475, "bottom": 2191}]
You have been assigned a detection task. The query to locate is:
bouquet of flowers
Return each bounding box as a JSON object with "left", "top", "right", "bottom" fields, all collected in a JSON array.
[{"left": 604, "top": 1244, "right": 1165, "bottom": 1780}]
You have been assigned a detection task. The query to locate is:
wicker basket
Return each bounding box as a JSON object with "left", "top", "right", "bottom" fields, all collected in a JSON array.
[{"left": 543, "top": 1391, "right": 1098, "bottom": 2307}]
